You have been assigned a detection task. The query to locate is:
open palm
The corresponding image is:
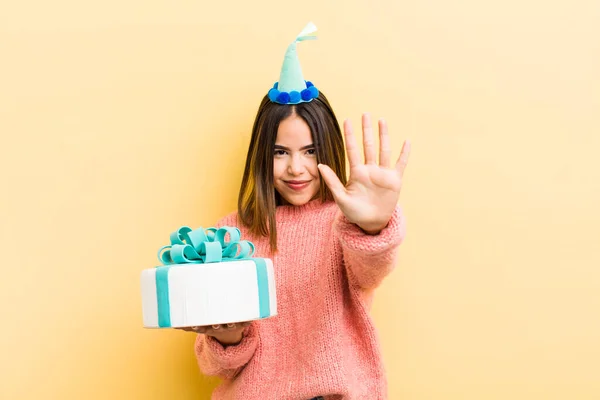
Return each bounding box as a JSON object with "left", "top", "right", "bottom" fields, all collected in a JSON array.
[{"left": 318, "top": 114, "right": 411, "bottom": 234}]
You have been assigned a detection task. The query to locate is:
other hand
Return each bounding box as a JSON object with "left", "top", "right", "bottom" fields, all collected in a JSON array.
[{"left": 318, "top": 113, "right": 411, "bottom": 234}]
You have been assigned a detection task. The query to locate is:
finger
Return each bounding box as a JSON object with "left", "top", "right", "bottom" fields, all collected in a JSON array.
[
  {"left": 226, "top": 323, "right": 236, "bottom": 330},
  {"left": 395, "top": 140, "right": 411, "bottom": 177},
  {"left": 211, "top": 324, "right": 221, "bottom": 330},
  {"left": 362, "top": 113, "right": 376, "bottom": 165},
  {"left": 191, "top": 326, "right": 207, "bottom": 334},
  {"left": 317, "top": 164, "right": 347, "bottom": 203},
  {"left": 241, "top": 321, "right": 252, "bottom": 327},
  {"left": 343, "top": 119, "right": 362, "bottom": 168},
  {"left": 378, "top": 118, "right": 391, "bottom": 168}
]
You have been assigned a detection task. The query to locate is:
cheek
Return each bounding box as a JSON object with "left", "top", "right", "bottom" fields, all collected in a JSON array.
[
  {"left": 273, "top": 159, "right": 285, "bottom": 179},
  {"left": 308, "top": 159, "right": 320, "bottom": 179}
]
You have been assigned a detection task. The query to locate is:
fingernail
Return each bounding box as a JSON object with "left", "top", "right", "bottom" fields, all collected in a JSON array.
[
  {"left": 227, "top": 323, "right": 235, "bottom": 328},
  {"left": 212, "top": 325, "right": 220, "bottom": 330}
]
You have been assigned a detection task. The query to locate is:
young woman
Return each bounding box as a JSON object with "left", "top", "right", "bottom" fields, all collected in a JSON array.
[{"left": 179, "top": 23, "right": 411, "bottom": 399}]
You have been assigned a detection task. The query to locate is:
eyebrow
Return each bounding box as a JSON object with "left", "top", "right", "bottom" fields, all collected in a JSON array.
[{"left": 274, "top": 144, "right": 315, "bottom": 151}]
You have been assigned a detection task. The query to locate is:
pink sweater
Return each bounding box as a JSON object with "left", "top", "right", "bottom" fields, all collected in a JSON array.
[{"left": 194, "top": 199, "right": 406, "bottom": 399}]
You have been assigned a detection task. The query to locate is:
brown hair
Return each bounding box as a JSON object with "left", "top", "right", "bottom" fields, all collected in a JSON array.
[{"left": 237, "top": 91, "right": 347, "bottom": 252}]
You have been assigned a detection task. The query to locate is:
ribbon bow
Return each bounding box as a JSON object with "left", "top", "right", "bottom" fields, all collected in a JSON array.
[{"left": 157, "top": 226, "right": 255, "bottom": 265}]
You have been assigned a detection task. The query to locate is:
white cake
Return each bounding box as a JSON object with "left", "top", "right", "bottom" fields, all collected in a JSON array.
[{"left": 141, "top": 226, "right": 277, "bottom": 328}]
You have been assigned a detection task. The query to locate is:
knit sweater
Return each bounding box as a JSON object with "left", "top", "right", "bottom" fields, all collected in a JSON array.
[{"left": 194, "top": 199, "right": 406, "bottom": 399}]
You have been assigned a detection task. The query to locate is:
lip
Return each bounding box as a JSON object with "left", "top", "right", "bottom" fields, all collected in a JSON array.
[{"left": 285, "top": 180, "right": 311, "bottom": 191}]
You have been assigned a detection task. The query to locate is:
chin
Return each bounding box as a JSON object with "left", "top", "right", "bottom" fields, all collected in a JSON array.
[
  {"left": 282, "top": 195, "right": 312, "bottom": 206},
  {"left": 278, "top": 188, "right": 320, "bottom": 206}
]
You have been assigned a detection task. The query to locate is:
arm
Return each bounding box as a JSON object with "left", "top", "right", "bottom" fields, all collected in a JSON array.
[
  {"left": 317, "top": 114, "right": 411, "bottom": 290},
  {"left": 335, "top": 205, "right": 406, "bottom": 290},
  {"left": 194, "top": 323, "right": 259, "bottom": 379}
]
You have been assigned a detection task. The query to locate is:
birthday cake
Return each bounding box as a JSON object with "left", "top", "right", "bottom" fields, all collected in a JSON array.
[{"left": 141, "top": 226, "right": 277, "bottom": 328}]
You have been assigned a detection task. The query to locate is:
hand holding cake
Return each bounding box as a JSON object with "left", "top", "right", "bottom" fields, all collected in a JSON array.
[{"left": 177, "top": 322, "right": 251, "bottom": 346}]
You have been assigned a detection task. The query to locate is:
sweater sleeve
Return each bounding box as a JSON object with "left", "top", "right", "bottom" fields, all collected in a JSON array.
[
  {"left": 334, "top": 205, "right": 406, "bottom": 290},
  {"left": 194, "top": 323, "right": 259, "bottom": 379}
]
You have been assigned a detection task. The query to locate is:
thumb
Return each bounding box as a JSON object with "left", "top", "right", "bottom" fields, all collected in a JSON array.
[{"left": 318, "top": 164, "right": 346, "bottom": 203}]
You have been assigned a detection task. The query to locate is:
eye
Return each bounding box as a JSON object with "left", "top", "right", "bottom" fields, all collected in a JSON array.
[
  {"left": 274, "top": 149, "right": 287, "bottom": 156},
  {"left": 306, "top": 148, "right": 316, "bottom": 155}
]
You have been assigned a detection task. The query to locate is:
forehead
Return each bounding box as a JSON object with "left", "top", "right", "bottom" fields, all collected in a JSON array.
[{"left": 275, "top": 115, "right": 312, "bottom": 145}]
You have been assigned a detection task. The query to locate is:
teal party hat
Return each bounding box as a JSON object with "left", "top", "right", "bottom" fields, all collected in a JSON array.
[{"left": 268, "top": 22, "right": 320, "bottom": 105}]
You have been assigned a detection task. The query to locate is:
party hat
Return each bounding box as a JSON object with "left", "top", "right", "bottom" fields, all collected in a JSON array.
[{"left": 267, "top": 22, "right": 320, "bottom": 105}]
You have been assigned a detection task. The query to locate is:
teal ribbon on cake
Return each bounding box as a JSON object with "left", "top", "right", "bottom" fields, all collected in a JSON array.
[{"left": 155, "top": 226, "right": 271, "bottom": 328}]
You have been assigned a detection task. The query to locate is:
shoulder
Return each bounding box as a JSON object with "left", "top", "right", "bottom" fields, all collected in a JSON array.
[
  {"left": 215, "top": 210, "right": 240, "bottom": 228},
  {"left": 215, "top": 210, "right": 255, "bottom": 240}
]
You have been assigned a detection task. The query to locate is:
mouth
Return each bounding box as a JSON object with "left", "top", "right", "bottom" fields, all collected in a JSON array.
[{"left": 284, "top": 180, "right": 311, "bottom": 191}]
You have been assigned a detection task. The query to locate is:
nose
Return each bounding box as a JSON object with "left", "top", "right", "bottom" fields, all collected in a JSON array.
[{"left": 287, "top": 154, "right": 304, "bottom": 176}]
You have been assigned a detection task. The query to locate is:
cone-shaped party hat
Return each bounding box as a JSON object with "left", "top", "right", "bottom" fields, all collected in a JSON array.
[{"left": 267, "top": 22, "right": 320, "bottom": 105}]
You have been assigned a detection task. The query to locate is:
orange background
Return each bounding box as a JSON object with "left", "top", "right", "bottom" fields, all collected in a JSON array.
[{"left": 1, "top": 0, "right": 599, "bottom": 398}]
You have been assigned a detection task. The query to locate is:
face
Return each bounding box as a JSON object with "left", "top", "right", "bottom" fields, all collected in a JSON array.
[{"left": 273, "top": 114, "right": 320, "bottom": 206}]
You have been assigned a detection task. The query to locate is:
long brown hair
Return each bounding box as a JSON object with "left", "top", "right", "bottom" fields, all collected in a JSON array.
[{"left": 237, "top": 91, "right": 347, "bottom": 252}]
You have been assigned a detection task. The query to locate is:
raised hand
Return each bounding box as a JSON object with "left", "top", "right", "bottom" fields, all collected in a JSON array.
[{"left": 317, "top": 113, "right": 410, "bottom": 235}]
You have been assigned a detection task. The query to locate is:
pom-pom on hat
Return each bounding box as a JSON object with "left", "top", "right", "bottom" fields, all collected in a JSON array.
[{"left": 268, "top": 22, "right": 320, "bottom": 105}]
